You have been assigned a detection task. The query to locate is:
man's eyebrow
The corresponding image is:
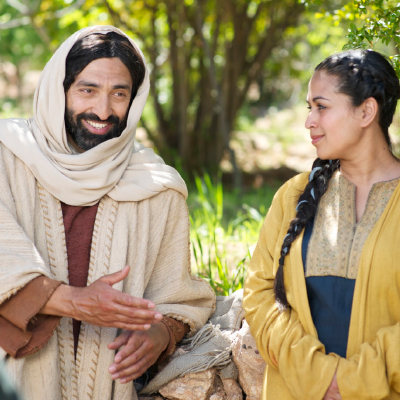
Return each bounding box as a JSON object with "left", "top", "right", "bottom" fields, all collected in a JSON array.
[
  {"left": 75, "top": 80, "right": 100, "bottom": 88},
  {"left": 74, "top": 81, "right": 131, "bottom": 91},
  {"left": 112, "top": 84, "right": 132, "bottom": 91}
]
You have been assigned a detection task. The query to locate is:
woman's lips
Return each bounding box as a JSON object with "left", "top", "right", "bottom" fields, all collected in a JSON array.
[{"left": 311, "top": 135, "right": 324, "bottom": 145}]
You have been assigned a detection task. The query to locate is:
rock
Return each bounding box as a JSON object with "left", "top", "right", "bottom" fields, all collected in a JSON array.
[
  {"left": 218, "top": 361, "right": 238, "bottom": 381},
  {"left": 209, "top": 376, "right": 226, "bottom": 400},
  {"left": 232, "top": 320, "right": 265, "bottom": 400},
  {"left": 221, "top": 378, "right": 243, "bottom": 400},
  {"left": 217, "top": 363, "right": 242, "bottom": 400},
  {"left": 159, "top": 369, "right": 217, "bottom": 400},
  {"left": 138, "top": 397, "right": 163, "bottom": 400}
]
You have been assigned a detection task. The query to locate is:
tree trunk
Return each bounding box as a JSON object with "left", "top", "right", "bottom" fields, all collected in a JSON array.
[{"left": 100, "top": 0, "right": 305, "bottom": 179}]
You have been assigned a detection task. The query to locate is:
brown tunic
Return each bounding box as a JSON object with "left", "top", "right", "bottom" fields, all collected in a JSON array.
[{"left": 0, "top": 203, "right": 188, "bottom": 359}]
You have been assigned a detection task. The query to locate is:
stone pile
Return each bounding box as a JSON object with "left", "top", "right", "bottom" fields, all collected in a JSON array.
[{"left": 139, "top": 320, "right": 265, "bottom": 400}]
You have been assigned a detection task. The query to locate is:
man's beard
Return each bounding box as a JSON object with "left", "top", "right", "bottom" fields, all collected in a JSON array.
[{"left": 64, "top": 109, "right": 128, "bottom": 151}]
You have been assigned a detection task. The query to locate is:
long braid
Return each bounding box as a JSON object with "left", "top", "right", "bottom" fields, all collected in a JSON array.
[{"left": 274, "top": 158, "right": 340, "bottom": 309}]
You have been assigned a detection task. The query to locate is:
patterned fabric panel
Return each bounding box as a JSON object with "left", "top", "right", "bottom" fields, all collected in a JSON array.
[{"left": 305, "top": 171, "right": 400, "bottom": 279}]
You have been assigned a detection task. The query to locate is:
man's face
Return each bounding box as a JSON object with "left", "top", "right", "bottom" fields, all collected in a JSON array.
[{"left": 65, "top": 57, "right": 133, "bottom": 152}]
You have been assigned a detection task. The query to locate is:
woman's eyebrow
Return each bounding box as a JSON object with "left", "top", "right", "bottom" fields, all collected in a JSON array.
[{"left": 312, "top": 96, "right": 330, "bottom": 102}]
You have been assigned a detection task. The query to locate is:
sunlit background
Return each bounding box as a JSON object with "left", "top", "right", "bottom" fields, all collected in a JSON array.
[{"left": 1, "top": 0, "right": 399, "bottom": 291}]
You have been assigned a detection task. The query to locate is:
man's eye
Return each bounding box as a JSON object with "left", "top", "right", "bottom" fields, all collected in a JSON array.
[{"left": 82, "top": 89, "right": 93, "bottom": 94}]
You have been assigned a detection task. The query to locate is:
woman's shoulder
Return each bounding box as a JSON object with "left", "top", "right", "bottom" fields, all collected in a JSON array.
[
  {"left": 274, "top": 171, "right": 309, "bottom": 201},
  {"left": 263, "top": 172, "right": 310, "bottom": 222}
]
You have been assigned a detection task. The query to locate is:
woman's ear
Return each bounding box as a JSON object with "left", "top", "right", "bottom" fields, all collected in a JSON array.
[{"left": 360, "top": 97, "right": 379, "bottom": 128}]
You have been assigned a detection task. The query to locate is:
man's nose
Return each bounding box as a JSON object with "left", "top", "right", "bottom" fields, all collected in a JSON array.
[{"left": 92, "top": 95, "right": 112, "bottom": 121}]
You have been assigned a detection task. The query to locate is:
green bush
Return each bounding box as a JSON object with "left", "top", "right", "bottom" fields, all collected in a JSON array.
[{"left": 188, "top": 173, "right": 277, "bottom": 295}]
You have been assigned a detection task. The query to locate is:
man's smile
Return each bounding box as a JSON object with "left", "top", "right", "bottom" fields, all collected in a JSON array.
[
  {"left": 86, "top": 120, "right": 109, "bottom": 129},
  {"left": 81, "top": 118, "right": 114, "bottom": 136},
  {"left": 65, "top": 109, "right": 126, "bottom": 150}
]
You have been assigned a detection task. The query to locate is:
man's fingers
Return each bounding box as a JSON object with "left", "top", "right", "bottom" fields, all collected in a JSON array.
[
  {"left": 99, "top": 265, "right": 130, "bottom": 286},
  {"left": 111, "top": 351, "right": 153, "bottom": 383},
  {"left": 108, "top": 325, "right": 169, "bottom": 384},
  {"left": 110, "top": 333, "right": 150, "bottom": 370},
  {"left": 113, "top": 333, "right": 146, "bottom": 364},
  {"left": 119, "top": 354, "right": 153, "bottom": 383},
  {"left": 109, "top": 334, "right": 146, "bottom": 376},
  {"left": 111, "top": 322, "right": 152, "bottom": 331},
  {"left": 114, "top": 291, "right": 156, "bottom": 310},
  {"left": 99, "top": 304, "right": 162, "bottom": 324},
  {"left": 75, "top": 302, "right": 162, "bottom": 328},
  {"left": 107, "top": 330, "right": 132, "bottom": 350}
]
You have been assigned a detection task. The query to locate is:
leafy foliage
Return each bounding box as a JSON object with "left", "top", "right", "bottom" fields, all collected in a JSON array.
[
  {"left": 308, "top": 0, "right": 400, "bottom": 75},
  {"left": 1, "top": 0, "right": 308, "bottom": 177},
  {"left": 188, "top": 173, "right": 273, "bottom": 295}
]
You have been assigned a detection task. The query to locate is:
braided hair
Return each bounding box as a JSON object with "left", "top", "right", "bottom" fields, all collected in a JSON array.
[{"left": 274, "top": 49, "right": 400, "bottom": 309}]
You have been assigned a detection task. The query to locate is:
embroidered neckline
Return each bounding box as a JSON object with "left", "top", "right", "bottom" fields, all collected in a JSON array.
[{"left": 305, "top": 171, "right": 400, "bottom": 279}]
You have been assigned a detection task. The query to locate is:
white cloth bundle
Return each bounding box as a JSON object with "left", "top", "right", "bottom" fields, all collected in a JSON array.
[{"left": 141, "top": 290, "right": 245, "bottom": 394}]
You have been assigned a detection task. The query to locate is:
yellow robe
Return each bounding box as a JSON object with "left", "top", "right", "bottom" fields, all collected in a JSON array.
[{"left": 243, "top": 172, "right": 400, "bottom": 400}]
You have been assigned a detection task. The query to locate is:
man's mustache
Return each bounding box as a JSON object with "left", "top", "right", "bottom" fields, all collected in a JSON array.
[{"left": 76, "top": 113, "right": 120, "bottom": 124}]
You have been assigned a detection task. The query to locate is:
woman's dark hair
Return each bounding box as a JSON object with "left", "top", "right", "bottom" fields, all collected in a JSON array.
[
  {"left": 274, "top": 49, "right": 400, "bottom": 309},
  {"left": 63, "top": 32, "right": 145, "bottom": 103}
]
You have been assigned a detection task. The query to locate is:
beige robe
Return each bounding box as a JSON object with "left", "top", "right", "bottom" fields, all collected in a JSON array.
[{"left": 0, "top": 144, "right": 216, "bottom": 400}]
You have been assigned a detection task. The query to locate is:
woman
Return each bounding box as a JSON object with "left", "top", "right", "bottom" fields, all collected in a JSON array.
[{"left": 243, "top": 49, "right": 400, "bottom": 400}]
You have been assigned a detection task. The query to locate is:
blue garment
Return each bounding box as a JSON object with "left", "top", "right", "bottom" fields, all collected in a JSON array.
[
  {"left": 302, "top": 219, "right": 355, "bottom": 358},
  {"left": 0, "top": 361, "right": 21, "bottom": 400}
]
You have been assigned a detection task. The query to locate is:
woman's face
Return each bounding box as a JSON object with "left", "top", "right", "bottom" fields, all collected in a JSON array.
[{"left": 305, "top": 71, "right": 364, "bottom": 161}]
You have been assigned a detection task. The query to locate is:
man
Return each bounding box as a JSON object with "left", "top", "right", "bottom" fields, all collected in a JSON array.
[{"left": 0, "top": 26, "right": 215, "bottom": 400}]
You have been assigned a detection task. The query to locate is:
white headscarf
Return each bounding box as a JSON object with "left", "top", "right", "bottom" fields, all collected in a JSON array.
[{"left": 0, "top": 25, "right": 187, "bottom": 206}]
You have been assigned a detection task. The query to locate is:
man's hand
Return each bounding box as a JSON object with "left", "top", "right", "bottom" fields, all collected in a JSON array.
[
  {"left": 323, "top": 373, "right": 342, "bottom": 400},
  {"left": 40, "top": 266, "right": 163, "bottom": 331},
  {"left": 107, "top": 322, "right": 170, "bottom": 384}
]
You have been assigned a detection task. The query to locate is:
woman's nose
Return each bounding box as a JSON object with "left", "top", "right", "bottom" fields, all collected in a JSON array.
[{"left": 305, "top": 112, "right": 317, "bottom": 130}]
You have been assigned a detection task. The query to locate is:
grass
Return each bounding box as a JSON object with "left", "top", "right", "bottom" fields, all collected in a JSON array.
[{"left": 187, "top": 173, "right": 279, "bottom": 295}]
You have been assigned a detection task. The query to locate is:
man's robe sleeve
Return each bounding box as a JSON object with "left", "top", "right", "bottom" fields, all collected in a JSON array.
[
  {"left": 0, "top": 276, "right": 61, "bottom": 358},
  {"left": 157, "top": 317, "right": 190, "bottom": 363}
]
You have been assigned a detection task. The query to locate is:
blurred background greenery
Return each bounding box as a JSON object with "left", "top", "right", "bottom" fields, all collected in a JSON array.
[{"left": 1, "top": 0, "right": 400, "bottom": 293}]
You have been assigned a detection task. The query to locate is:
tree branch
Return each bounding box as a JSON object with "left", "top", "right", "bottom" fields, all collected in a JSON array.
[
  {"left": 193, "top": 1, "right": 242, "bottom": 189},
  {"left": 103, "top": 0, "right": 132, "bottom": 33},
  {"left": 6, "top": 0, "right": 29, "bottom": 15},
  {"left": 31, "top": 20, "right": 53, "bottom": 48},
  {"left": 139, "top": 116, "right": 167, "bottom": 151},
  {"left": 235, "top": 1, "right": 304, "bottom": 115},
  {"left": 0, "top": 16, "right": 30, "bottom": 29},
  {"left": 54, "top": 0, "right": 87, "bottom": 18}
]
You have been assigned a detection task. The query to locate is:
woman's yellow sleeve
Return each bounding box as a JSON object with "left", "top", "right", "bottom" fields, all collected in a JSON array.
[{"left": 336, "top": 323, "right": 400, "bottom": 399}]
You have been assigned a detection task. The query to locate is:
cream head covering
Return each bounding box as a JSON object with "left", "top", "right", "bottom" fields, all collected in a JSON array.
[{"left": 0, "top": 25, "right": 187, "bottom": 206}]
